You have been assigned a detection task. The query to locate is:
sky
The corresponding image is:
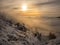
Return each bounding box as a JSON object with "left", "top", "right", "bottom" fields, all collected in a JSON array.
[{"left": 0, "top": 0, "right": 60, "bottom": 17}]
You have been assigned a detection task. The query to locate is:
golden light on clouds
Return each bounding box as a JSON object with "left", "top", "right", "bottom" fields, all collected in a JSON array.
[{"left": 20, "top": 3, "right": 40, "bottom": 16}]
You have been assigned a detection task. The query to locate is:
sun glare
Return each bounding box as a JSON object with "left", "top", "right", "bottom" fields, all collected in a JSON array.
[
  {"left": 20, "top": 3, "right": 40, "bottom": 16},
  {"left": 21, "top": 4, "right": 27, "bottom": 11}
]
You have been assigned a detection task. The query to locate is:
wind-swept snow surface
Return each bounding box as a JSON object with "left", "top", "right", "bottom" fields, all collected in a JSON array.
[{"left": 0, "top": 13, "right": 60, "bottom": 45}]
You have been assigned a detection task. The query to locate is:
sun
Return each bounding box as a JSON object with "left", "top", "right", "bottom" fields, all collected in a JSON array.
[
  {"left": 20, "top": 3, "right": 41, "bottom": 16},
  {"left": 21, "top": 3, "right": 28, "bottom": 11}
]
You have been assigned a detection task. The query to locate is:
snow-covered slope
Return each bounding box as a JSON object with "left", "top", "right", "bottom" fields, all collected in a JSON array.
[{"left": 0, "top": 14, "right": 60, "bottom": 45}]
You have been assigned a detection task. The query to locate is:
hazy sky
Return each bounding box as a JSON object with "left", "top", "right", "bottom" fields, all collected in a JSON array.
[{"left": 0, "top": 0, "right": 60, "bottom": 17}]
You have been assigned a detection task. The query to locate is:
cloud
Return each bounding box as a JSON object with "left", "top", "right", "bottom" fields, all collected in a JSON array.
[{"left": 36, "top": 0, "right": 60, "bottom": 6}]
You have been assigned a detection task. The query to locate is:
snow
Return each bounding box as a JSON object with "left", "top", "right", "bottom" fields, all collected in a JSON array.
[{"left": 0, "top": 15, "right": 60, "bottom": 45}]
